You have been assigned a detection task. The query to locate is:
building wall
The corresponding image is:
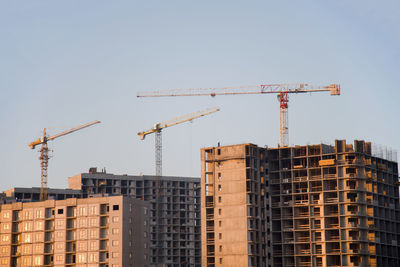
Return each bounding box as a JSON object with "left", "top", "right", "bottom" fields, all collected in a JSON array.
[
  {"left": 0, "top": 196, "right": 149, "bottom": 267},
  {"left": 201, "top": 144, "right": 270, "bottom": 267},
  {"left": 68, "top": 173, "right": 201, "bottom": 267}
]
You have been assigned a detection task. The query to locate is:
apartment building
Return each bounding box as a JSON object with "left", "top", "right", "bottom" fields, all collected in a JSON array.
[
  {"left": 200, "top": 144, "right": 270, "bottom": 267},
  {"left": 269, "top": 140, "right": 400, "bottom": 267},
  {"left": 0, "top": 195, "right": 149, "bottom": 267},
  {"left": 68, "top": 170, "right": 201, "bottom": 267}
]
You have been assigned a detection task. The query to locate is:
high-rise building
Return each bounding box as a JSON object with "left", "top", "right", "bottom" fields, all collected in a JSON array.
[
  {"left": 269, "top": 140, "right": 400, "bottom": 267},
  {"left": 200, "top": 144, "right": 270, "bottom": 267},
  {"left": 68, "top": 170, "right": 201, "bottom": 267},
  {"left": 0, "top": 195, "right": 149, "bottom": 267},
  {"left": 201, "top": 140, "right": 400, "bottom": 267}
]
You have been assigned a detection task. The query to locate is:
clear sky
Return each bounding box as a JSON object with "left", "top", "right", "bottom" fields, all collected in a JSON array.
[{"left": 1, "top": 0, "right": 399, "bottom": 191}]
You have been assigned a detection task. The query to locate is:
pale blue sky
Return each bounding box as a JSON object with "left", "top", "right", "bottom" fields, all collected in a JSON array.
[{"left": 1, "top": 1, "right": 399, "bottom": 190}]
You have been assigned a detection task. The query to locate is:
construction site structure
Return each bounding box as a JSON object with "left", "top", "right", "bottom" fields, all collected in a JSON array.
[
  {"left": 0, "top": 195, "right": 150, "bottom": 267},
  {"left": 68, "top": 170, "right": 201, "bottom": 267},
  {"left": 201, "top": 140, "right": 400, "bottom": 267},
  {"left": 28, "top": 120, "right": 101, "bottom": 201},
  {"left": 137, "top": 84, "right": 340, "bottom": 147},
  {"left": 201, "top": 144, "right": 271, "bottom": 267},
  {"left": 269, "top": 140, "right": 400, "bottom": 267}
]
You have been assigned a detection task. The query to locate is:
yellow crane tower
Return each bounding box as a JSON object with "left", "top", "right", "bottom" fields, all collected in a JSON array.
[
  {"left": 137, "top": 107, "right": 220, "bottom": 176},
  {"left": 29, "top": 120, "right": 101, "bottom": 201},
  {"left": 137, "top": 83, "right": 340, "bottom": 147}
]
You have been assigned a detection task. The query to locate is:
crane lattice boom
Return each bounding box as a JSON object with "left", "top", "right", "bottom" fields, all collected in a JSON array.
[
  {"left": 138, "top": 107, "right": 220, "bottom": 140},
  {"left": 137, "top": 84, "right": 340, "bottom": 98}
]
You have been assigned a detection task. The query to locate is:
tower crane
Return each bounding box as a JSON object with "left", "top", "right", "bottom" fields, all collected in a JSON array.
[
  {"left": 137, "top": 107, "right": 220, "bottom": 176},
  {"left": 138, "top": 107, "right": 219, "bottom": 258},
  {"left": 137, "top": 83, "right": 340, "bottom": 147},
  {"left": 29, "top": 120, "right": 101, "bottom": 201}
]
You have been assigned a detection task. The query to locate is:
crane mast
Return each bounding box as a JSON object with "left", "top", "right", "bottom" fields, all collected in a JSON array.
[
  {"left": 29, "top": 120, "right": 101, "bottom": 201},
  {"left": 137, "top": 84, "right": 340, "bottom": 147}
]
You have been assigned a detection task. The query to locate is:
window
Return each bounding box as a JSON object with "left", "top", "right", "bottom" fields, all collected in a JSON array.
[
  {"left": 23, "top": 211, "right": 32, "bottom": 220},
  {"left": 219, "top": 245, "right": 222, "bottom": 252},
  {"left": 33, "top": 255, "right": 41, "bottom": 265},
  {"left": 90, "top": 241, "right": 97, "bottom": 250},
  {"left": 219, "top": 221, "right": 222, "bottom": 227},
  {"left": 35, "top": 209, "right": 43, "bottom": 219},
  {"left": 218, "top": 209, "right": 221, "bottom": 215},
  {"left": 219, "top": 233, "right": 222, "bottom": 239},
  {"left": 113, "top": 205, "right": 119, "bottom": 211},
  {"left": 112, "top": 240, "right": 119, "bottom": 246},
  {"left": 79, "top": 218, "right": 87, "bottom": 227},
  {"left": 79, "top": 242, "right": 87, "bottom": 251},
  {"left": 218, "top": 185, "right": 222, "bottom": 192},
  {"left": 79, "top": 230, "right": 87, "bottom": 239},
  {"left": 88, "top": 252, "right": 97, "bottom": 263},
  {"left": 89, "top": 229, "right": 97, "bottom": 238},
  {"left": 218, "top": 196, "right": 222, "bottom": 203},
  {"left": 113, "top": 252, "right": 120, "bottom": 258},
  {"left": 1, "top": 235, "right": 9, "bottom": 242},
  {"left": 34, "top": 233, "right": 42, "bottom": 242},
  {"left": 89, "top": 206, "right": 98, "bottom": 215},
  {"left": 90, "top": 218, "right": 98, "bottom": 227},
  {"left": 218, "top": 173, "right": 222, "bottom": 179},
  {"left": 79, "top": 207, "right": 87, "bottom": 216},
  {"left": 220, "top": 258, "right": 223, "bottom": 264},
  {"left": 22, "top": 256, "right": 31, "bottom": 266},
  {"left": 57, "top": 209, "right": 64, "bottom": 215},
  {"left": 35, "top": 221, "right": 43, "bottom": 231},
  {"left": 23, "top": 221, "right": 32, "bottom": 231},
  {"left": 23, "top": 233, "right": 31, "bottom": 243},
  {"left": 112, "top": 228, "right": 119, "bottom": 234},
  {"left": 77, "top": 253, "right": 86, "bottom": 263},
  {"left": 2, "top": 223, "right": 9, "bottom": 230},
  {"left": 112, "top": 216, "right": 119, "bottom": 222},
  {"left": 2, "top": 212, "right": 10, "bottom": 219}
]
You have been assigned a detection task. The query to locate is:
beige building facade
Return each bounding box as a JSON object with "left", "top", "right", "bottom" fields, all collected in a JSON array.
[
  {"left": 0, "top": 195, "right": 149, "bottom": 267},
  {"left": 201, "top": 144, "right": 270, "bottom": 267}
]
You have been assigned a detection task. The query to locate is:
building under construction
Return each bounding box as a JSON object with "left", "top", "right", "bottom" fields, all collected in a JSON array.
[
  {"left": 201, "top": 140, "right": 400, "bottom": 267},
  {"left": 201, "top": 144, "right": 271, "bottom": 267},
  {"left": 68, "top": 169, "right": 201, "bottom": 267}
]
